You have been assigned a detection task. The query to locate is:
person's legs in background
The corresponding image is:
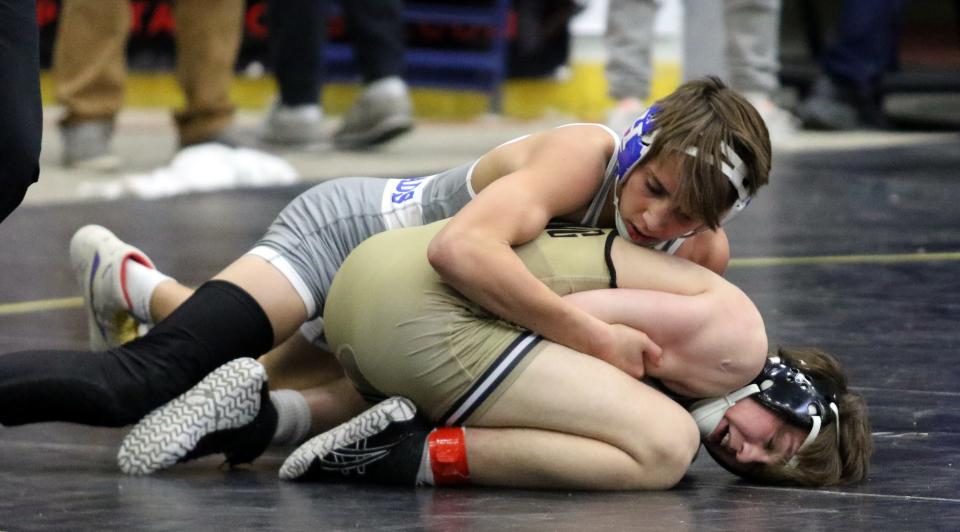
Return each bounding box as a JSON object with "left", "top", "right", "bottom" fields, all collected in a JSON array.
[
  {"left": 172, "top": 0, "right": 245, "bottom": 147},
  {"left": 682, "top": 1, "right": 726, "bottom": 81},
  {"left": 260, "top": 0, "right": 325, "bottom": 145},
  {"left": 795, "top": 0, "right": 905, "bottom": 130},
  {"left": 604, "top": 0, "right": 659, "bottom": 134},
  {"left": 723, "top": 0, "right": 798, "bottom": 143},
  {"left": 333, "top": 0, "right": 413, "bottom": 149},
  {"left": 53, "top": 0, "right": 128, "bottom": 170}
]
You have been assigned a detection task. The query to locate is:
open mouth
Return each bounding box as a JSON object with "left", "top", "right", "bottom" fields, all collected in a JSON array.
[
  {"left": 720, "top": 427, "right": 731, "bottom": 450},
  {"left": 708, "top": 420, "right": 733, "bottom": 453},
  {"left": 628, "top": 222, "right": 656, "bottom": 243}
]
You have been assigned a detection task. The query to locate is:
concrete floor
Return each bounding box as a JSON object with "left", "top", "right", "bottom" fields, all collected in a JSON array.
[{"left": 24, "top": 106, "right": 959, "bottom": 208}]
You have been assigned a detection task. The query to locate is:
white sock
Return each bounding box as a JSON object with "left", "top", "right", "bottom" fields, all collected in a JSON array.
[
  {"left": 270, "top": 389, "right": 312, "bottom": 446},
  {"left": 123, "top": 260, "right": 173, "bottom": 324},
  {"left": 415, "top": 431, "right": 435, "bottom": 486}
]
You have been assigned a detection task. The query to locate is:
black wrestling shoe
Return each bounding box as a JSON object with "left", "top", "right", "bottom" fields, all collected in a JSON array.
[
  {"left": 117, "top": 358, "right": 277, "bottom": 475},
  {"left": 279, "top": 396, "right": 428, "bottom": 485}
]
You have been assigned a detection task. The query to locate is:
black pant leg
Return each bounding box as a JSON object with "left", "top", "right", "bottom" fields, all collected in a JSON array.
[
  {"left": 0, "top": 0, "right": 42, "bottom": 223},
  {"left": 0, "top": 281, "right": 274, "bottom": 427},
  {"left": 269, "top": 0, "right": 325, "bottom": 105},
  {"left": 340, "top": 0, "right": 405, "bottom": 83}
]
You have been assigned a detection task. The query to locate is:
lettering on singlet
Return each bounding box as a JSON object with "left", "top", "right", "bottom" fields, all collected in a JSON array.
[
  {"left": 390, "top": 176, "right": 428, "bottom": 204},
  {"left": 545, "top": 222, "right": 606, "bottom": 238},
  {"left": 381, "top": 174, "right": 438, "bottom": 230}
]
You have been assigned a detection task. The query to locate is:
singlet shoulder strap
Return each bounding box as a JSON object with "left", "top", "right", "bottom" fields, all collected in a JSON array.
[{"left": 569, "top": 123, "right": 620, "bottom": 227}]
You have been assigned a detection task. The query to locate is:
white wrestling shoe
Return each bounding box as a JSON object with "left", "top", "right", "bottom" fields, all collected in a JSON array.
[
  {"left": 70, "top": 224, "right": 156, "bottom": 351},
  {"left": 279, "top": 396, "right": 424, "bottom": 484},
  {"left": 117, "top": 358, "right": 276, "bottom": 476}
]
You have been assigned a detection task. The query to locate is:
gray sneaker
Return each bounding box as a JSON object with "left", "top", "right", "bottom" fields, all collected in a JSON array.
[
  {"left": 258, "top": 102, "right": 324, "bottom": 146},
  {"left": 333, "top": 77, "right": 414, "bottom": 149},
  {"left": 61, "top": 120, "right": 121, "bottom": 171}
]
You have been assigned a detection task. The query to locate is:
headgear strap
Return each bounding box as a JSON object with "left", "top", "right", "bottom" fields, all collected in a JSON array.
[{"left": 755, "top": 356, "right": 840, "bottom": 458}]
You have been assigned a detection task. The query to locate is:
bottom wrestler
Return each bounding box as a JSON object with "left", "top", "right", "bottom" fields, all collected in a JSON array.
[{"left": 120, "top": 220, "right": 872, "bottom": 489}]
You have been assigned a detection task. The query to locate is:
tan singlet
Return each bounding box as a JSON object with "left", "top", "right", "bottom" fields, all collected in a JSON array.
[{"left": 324, "top": 220, "right": 617, "bottom": 424}]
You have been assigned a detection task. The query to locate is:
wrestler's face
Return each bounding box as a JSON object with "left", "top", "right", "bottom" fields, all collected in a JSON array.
[
  {"left": 617, "top": 154, "right": 706, "bottom": 245},
  {"left": 702, "top": 398, "right": 807, "bottom": 466}
]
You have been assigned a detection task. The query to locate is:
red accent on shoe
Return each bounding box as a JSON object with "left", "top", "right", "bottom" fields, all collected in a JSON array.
[
  {"left": 119, "top": 252, "right": 154, "bottom": 312},
  {"left": 428, "top": 427, "right": 470, "bottom": 485}
]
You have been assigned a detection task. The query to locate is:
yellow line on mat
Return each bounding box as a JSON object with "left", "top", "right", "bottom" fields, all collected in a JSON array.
[
  {"left": 0, "top": 251, "right": 958, "bottom": 316},
  {"left": 729, "top": 251, "right": 960, "bottom": 268},
  {"left": 0, "top": 297, "right": 82, "bottom": 316}
]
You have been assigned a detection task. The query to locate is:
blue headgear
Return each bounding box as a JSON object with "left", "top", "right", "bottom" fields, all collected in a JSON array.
[
  {"left": 613, "top": 106, "right": 753, "bottom": 226},
  {"left": 615, "top": 106, "right": 661, "bottom": 183},
  {"left": 689, "top": 356, "right": 841, "bottom": 461}
]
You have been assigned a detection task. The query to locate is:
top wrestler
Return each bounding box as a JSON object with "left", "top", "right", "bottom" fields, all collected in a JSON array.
[{"left": 0, "top": 77, "right": 773, "bottom": 457}]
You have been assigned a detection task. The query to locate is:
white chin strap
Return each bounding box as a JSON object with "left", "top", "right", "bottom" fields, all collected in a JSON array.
[
  {"left": 787, "top": 401, "right": 841, "bottom": 467},
  {"left": 612, "top": 185, "right": 654, "bottom": 247},
  {"left": 688, "top": 384, "right": 762, "bottom": 439}
]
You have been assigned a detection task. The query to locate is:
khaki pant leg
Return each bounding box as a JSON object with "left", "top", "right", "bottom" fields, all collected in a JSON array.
[
  {"left": 172, "top": 0, "right": 244, "bottom": 145},
  {"left": 53, "top": 0, "right": 129, "bottom": 125}
]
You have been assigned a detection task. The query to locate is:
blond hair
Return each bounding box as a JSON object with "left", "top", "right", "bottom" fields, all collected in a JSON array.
[{"left": 644, "top": 76, "right": 772, "bottom": 229}]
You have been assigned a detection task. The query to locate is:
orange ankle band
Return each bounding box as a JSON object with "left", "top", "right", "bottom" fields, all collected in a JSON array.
[{"left": 428, "top": 427, "right": 470, "bottom": 485}]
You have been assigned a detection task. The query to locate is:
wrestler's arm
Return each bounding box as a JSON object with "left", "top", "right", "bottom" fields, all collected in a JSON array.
[
  {"left": 674, "top": 228, "right": 731, "bottom": 275},
  {"left": 563, "top": 288, "right": 765, "bottom": 397},
  {"left": 563, "top": 239, "right": 767, "bottom": 397},
  {"left": 428, "top": 126, "right": 656, "bottom": 377}
]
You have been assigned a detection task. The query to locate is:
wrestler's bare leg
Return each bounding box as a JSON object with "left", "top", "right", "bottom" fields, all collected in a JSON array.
[
  {"left": 211, "top": 255, "right": 306, "bottom": 343},
  {"left": 148, "top": 279, "right": 192, "bottom": 321},
  {"left": 302, "top": 377, "right": 371, "bottom": 433},
  {"left": 283, "top": 341, "right": 700, "bottom": 490},
  {"left": 464, "top": 343, "right": 700, "bottom": 490}
]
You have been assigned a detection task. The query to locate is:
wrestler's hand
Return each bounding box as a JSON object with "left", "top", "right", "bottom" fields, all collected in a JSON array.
[{"left": 602, "top": 324, "right": 663, "bottom": 379}]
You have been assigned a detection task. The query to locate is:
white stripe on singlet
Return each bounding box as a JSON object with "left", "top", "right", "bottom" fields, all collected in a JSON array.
[{"left": 440, "top": 332, "right": 543, "bottom": 426}]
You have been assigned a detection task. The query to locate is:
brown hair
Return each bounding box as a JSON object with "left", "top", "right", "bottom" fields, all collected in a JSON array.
[
  {"left": 733, "top": 346, "right": 874, "bottom": 486},
  {"left": 643, "top": 76, "right": 772, "bottom": 229}
]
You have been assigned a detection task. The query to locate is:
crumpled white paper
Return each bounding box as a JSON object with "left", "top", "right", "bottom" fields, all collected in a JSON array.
[{"left": 77, "top": 143, "right": 299, "bottom": 200}]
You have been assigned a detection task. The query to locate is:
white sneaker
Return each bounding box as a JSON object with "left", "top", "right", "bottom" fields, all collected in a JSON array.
[
  {"left": 258, "top": 101, "right": 324, "bottom": 146},
  {"left": 333, "top": 77, "right": 414, "bottom": 149},
  {"left": 61, "top": 120, "right": 122, "bottom": 172},
  {"left": 743, "top": 92, "right": 799, "bottom": 147},
  {"left": 606, "top": 97, "right": 647, "bottom": 136},
  {"left": 70, "top": 225, "right": 156, "bottom": 351}
]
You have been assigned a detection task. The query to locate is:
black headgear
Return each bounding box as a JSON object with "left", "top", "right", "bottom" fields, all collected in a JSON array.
[
  {"left": 689, "top": 356, "right": 841, "bottom": 459},
  {"left": 753, "top": 356, "right": 839, "bottom": 439}
]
